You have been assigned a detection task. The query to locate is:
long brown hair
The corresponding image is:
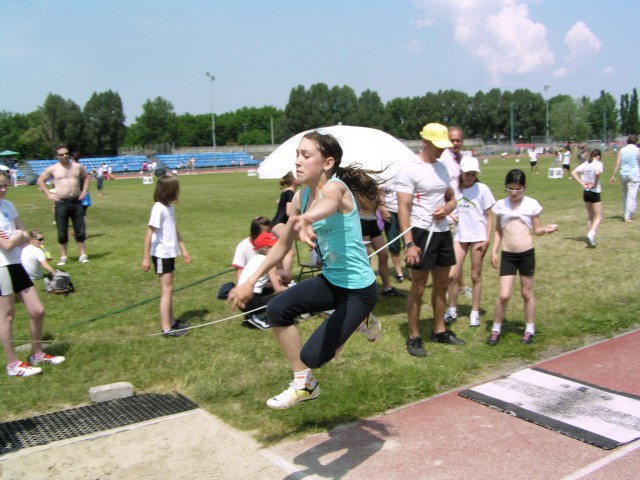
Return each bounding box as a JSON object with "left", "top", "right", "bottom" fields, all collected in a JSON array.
[
  {"left": 303, "top": 131, "right": 383, "bottom": 213},
  {"left": 154, "top": 175, "right": 180, "bottom": 206}
]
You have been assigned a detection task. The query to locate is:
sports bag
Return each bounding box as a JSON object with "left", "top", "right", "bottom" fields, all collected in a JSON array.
[{"left": 44, "top": 269, "right": 75, "bottom": 295}]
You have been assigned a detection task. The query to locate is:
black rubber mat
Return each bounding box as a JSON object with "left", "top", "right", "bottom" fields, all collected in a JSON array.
[{"left": 0, "top": 393, "right": 198, "bottom": 455}]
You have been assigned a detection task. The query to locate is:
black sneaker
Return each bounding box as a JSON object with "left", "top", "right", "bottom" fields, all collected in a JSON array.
[
  {"left": 382, "top": 287, "right": 404, "bottom": 298},
  {"left": 430, "top": 330, "right": 465, "bottom": 345},
  {"left": 246, "top": 314, "right": 270, "bottom": 330},
  {"left": 487, "top": 331, "right": 501, "bottom": 346},
  {"left": 521, "top": 332, "right": 534, "bottom": 345},
  {"left": 162, "top": 325, "right": 189, "bottom": 337},
  {"left": 406, "top": 336, "right": 427, "bottom": 357},
  {"left": 395, "top": 274, "right": 404, "bottom": 283}
]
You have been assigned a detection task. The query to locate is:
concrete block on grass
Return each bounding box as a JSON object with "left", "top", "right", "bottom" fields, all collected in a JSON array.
[{"left": 89, "top": 382, "right": 135, "bottom": 403}]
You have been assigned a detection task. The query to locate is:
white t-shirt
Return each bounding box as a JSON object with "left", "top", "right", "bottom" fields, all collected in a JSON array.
[
  {"left": 21, "top": 244, "right": 46, "bottom": 280},
  {"left": 395, "top": 156, "right": 451, "bottom": 232},
  {"left": 438, "top": 148, "right": 461, "bottom": 189},
  {"left": 454, "top": 182, "right": 496, "bottom": 243},
  {"left": 381, "top": 184, "right": 398, "bottom": 214},
  {"left": 574, "top": 160, "right": 604, "bottom": 193},
  {"left": 562, "top": 151, "right": 571, "bottom": 166},
  {"left": 238, "top": 254, "right": 268, "bottom": 294},
  {"left": 492, "top": 196, "right": 542, "bottom": 230},
  {"left": 231, "top": 237, "right": 255, "bottom": 269},
  {"left": 0, "top": 199, "right": 21, "bottom": 266},
  {"left": 148, "top": 202, "right": 179, "bottom": 258}
]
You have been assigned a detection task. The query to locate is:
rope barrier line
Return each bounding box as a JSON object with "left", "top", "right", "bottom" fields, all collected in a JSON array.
[
  {"left": 53, "top": 268, "right": 235, "bottom": 334},
  {"left": 8, "top": 225, "right": 421, "bottom": 343}
]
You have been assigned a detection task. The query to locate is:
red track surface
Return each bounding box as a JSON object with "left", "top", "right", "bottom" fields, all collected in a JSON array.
[{"left": 268, "top": 329, "right": 640, "bottom": 480}]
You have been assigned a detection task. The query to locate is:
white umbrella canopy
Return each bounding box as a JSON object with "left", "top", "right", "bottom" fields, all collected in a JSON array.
[{"left": 258, "top": 125, "right": 417, "bottom": 183}]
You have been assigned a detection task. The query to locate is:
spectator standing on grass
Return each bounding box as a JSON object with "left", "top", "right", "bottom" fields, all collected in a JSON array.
[
  {"left": 93, "top": 163, "right": 106, "bottom": 195},
  {"left": 445, "top": 157, "right": 495, "bottom": 328},
  {"left": 609, "top": 134, "right": 640, "bottom": 223},
  {"left": 562, "top": 145, "right": 571, "bottom": 178},
  {"left": 487, "top": 169, "right": 558, "bottom": 347},
  {"left": 380, "top": 183, "right": 405, "bottom": 283},
  {"left": 271, "top": 171, "right": 300, "bottom": 280},
  {"left": 0, "top": 173, "right": 65, "bottom": 377},
  {"left": 141, "top": 175, "right": 191, "bottom": 337},
  {"left": 528, "top": 148, "right": 539, "bottom": 175},
  {"left": 37, "top": 145, "right": 89, "bottom": 266},
  {"left": 439, "top": 126, "right": 472, "bottom": 297},
  {"left": 229, "top": 131, "right": 381, "bottom": 409},
  {"left": 71, "top": 153, "right": 92, "bottom": 229},
  {"left": 397, "top": 123, "right": 465, "bottom": 358},
  {"left": 571, "top": 149, "right": 604, "bottom": 247}
]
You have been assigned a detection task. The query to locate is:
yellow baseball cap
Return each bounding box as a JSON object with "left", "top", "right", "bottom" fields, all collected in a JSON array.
[{"left": 419, "top": 123, "right": 453, "bottom": 148}]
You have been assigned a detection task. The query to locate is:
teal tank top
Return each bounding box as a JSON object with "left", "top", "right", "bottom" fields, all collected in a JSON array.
[{"left": 302, "top": 178, "right": 375, "bottom": 289}]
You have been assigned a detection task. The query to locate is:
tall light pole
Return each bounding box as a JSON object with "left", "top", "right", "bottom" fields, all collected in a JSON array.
[
  {"left": 544, "top": 85, "right": 550, "bottom": 146},
  {"left": 205, "top": 72, "right": 216, "bottom": 150}
]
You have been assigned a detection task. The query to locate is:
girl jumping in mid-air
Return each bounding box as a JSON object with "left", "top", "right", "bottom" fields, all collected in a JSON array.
[
  {"left": 487, "top": 169, "right": 557, "bottom": 346},
  {"left": 141, "top": 175, "right": 190, "bottom": 337},
  {"left": 230, "top": 131, "right": 381, "bottom": 409}
]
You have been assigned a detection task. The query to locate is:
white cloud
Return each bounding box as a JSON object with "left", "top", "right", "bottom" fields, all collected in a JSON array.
[
  {"left": 602, "top": 66, "right": 615, "bottom": 76},
  {"left": 565, "top": 21, "right": 602, "bottom": 57},
  {"left": 554, "top": 21, "right": 602, "bottom": 78},
  {"left": 553, "top": 67, "right": 569, "bottom": 78},
  {"left": 411, "top": 0, "right": 554, "bottom": 83},
  {"left": 405, "top": 40, "right": 422, "bottom": 54}
]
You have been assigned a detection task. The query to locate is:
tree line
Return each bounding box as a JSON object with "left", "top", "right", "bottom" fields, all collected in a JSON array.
[{"left": 1, "top": 84, "right": 638, "bottom": 160}]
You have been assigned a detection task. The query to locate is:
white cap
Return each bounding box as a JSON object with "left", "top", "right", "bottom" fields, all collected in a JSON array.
[{"left": 460, "top": 156, "right": 481, "bottom": 173}]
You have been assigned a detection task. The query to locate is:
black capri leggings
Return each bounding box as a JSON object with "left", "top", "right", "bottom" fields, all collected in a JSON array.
[{"left": 267, "top": 275, "right": 377, "bottom": 369}]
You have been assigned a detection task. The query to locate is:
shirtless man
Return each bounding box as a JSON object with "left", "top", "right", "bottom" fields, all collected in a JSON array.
[{"left": 37, "top": 145, "right": 90, "bottom": 265}]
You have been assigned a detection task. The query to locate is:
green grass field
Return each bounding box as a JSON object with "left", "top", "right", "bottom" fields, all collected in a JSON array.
[{"left": 1, "top": 153, "right": 639, "bottom": 444}]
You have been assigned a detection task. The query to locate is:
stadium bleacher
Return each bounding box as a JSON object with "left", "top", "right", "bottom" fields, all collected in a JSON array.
[{"left": 26, "top": 152, "right": 258, "bottom": 176}]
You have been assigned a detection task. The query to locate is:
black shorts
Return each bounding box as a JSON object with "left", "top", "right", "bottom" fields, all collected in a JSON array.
[
  {"left": 151, "top": 256, "right": 175, "bottom": 274},
  {"left": 0, "top": 264, "right": 34, "bottom": 296},
  {"left": 499, "top": 248, "right": 535, "bottom": 277},
  {"left": 360, "top": 218, "right": 382, "bottom": 238},
  {"left": 530, "top": 161, "right": 538, "bottom": 166},
  {"left": 583, "top": 191, "right": 601, "bottom": 203},
  {"left": 410, "top": 228, "right": 456, "bottom": 270},
  {"left": 562, "top": 164, "right": 570, "bottom": 170}
]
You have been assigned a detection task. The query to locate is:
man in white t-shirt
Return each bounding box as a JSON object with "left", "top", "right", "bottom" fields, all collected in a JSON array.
[
  {"left": 231, "top": 216, "right": 271, "bottom": 282},
  {"left": 396, "top": 123, "right": 465, "bottom": 358},
  {"left": 21, "top": 230, "right": 56, "bottom": 282}
]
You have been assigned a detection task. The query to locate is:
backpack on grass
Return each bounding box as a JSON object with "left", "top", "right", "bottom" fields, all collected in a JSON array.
[{"left": 44, "top": 269, "right": 75, "bottom": 295}]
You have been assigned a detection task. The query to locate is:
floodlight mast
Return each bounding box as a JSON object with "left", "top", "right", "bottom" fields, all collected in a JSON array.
[{"left": 206, "top": 72, "right": 216, "bottom": 150}]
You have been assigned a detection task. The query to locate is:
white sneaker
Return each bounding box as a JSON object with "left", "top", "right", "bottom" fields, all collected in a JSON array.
[
  {"left": 469, "top": 315, "right": 480, "bottom": 327},
  {"left": 7, "top": 362, "right": 42, "bottom": 377},
  {"left": 266, "top": 381, "right": 320, "bottom": 409},
  {"left": 78, "top": 254, "right": 89, "bottom": 263},
  {"left": 357, "top": 314, "right": 382, "bottom": 342},
  {"left": 57, "top": 256, "right": 67, "bottom": 266},
  {"left": 30, "top": 353, "right": 65, "bottom": 366}
]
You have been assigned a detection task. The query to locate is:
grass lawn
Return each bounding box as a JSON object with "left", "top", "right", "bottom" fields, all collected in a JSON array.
[{"left": 1, "top": 152, "right": 639, "bottom": 445}]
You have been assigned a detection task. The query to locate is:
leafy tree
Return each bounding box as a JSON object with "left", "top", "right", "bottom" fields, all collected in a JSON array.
[
  {"left": 83, "top": 90, "right": 126, "bottom": 156},
  {"left": 353, "top": 89, "right": 388, "bottom": 130},
  {"left": 629, "top": 88, "right": 639, "bottom": 135},
  {"left": 385, "top": 97, "right": 412, "bottom": 139},
  {"left": 176, "top": 113, "right": 212, "bottom": 147},
  {"left": 549, "top": 96, "right": 592, "bottom": 143},
  {"left": 590, "top": 90, "right": 618, "bottom": 142},
  {"left": 38, "top": 93, "right": 84, "bottom": 152},
  {"left": 125, "top": 96, "right": 178, "bottom": 146}
]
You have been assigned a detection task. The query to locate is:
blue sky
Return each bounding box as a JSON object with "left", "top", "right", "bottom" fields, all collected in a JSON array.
[{"left": 1, "top": 0, "right": 637, "bottom": 125}]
